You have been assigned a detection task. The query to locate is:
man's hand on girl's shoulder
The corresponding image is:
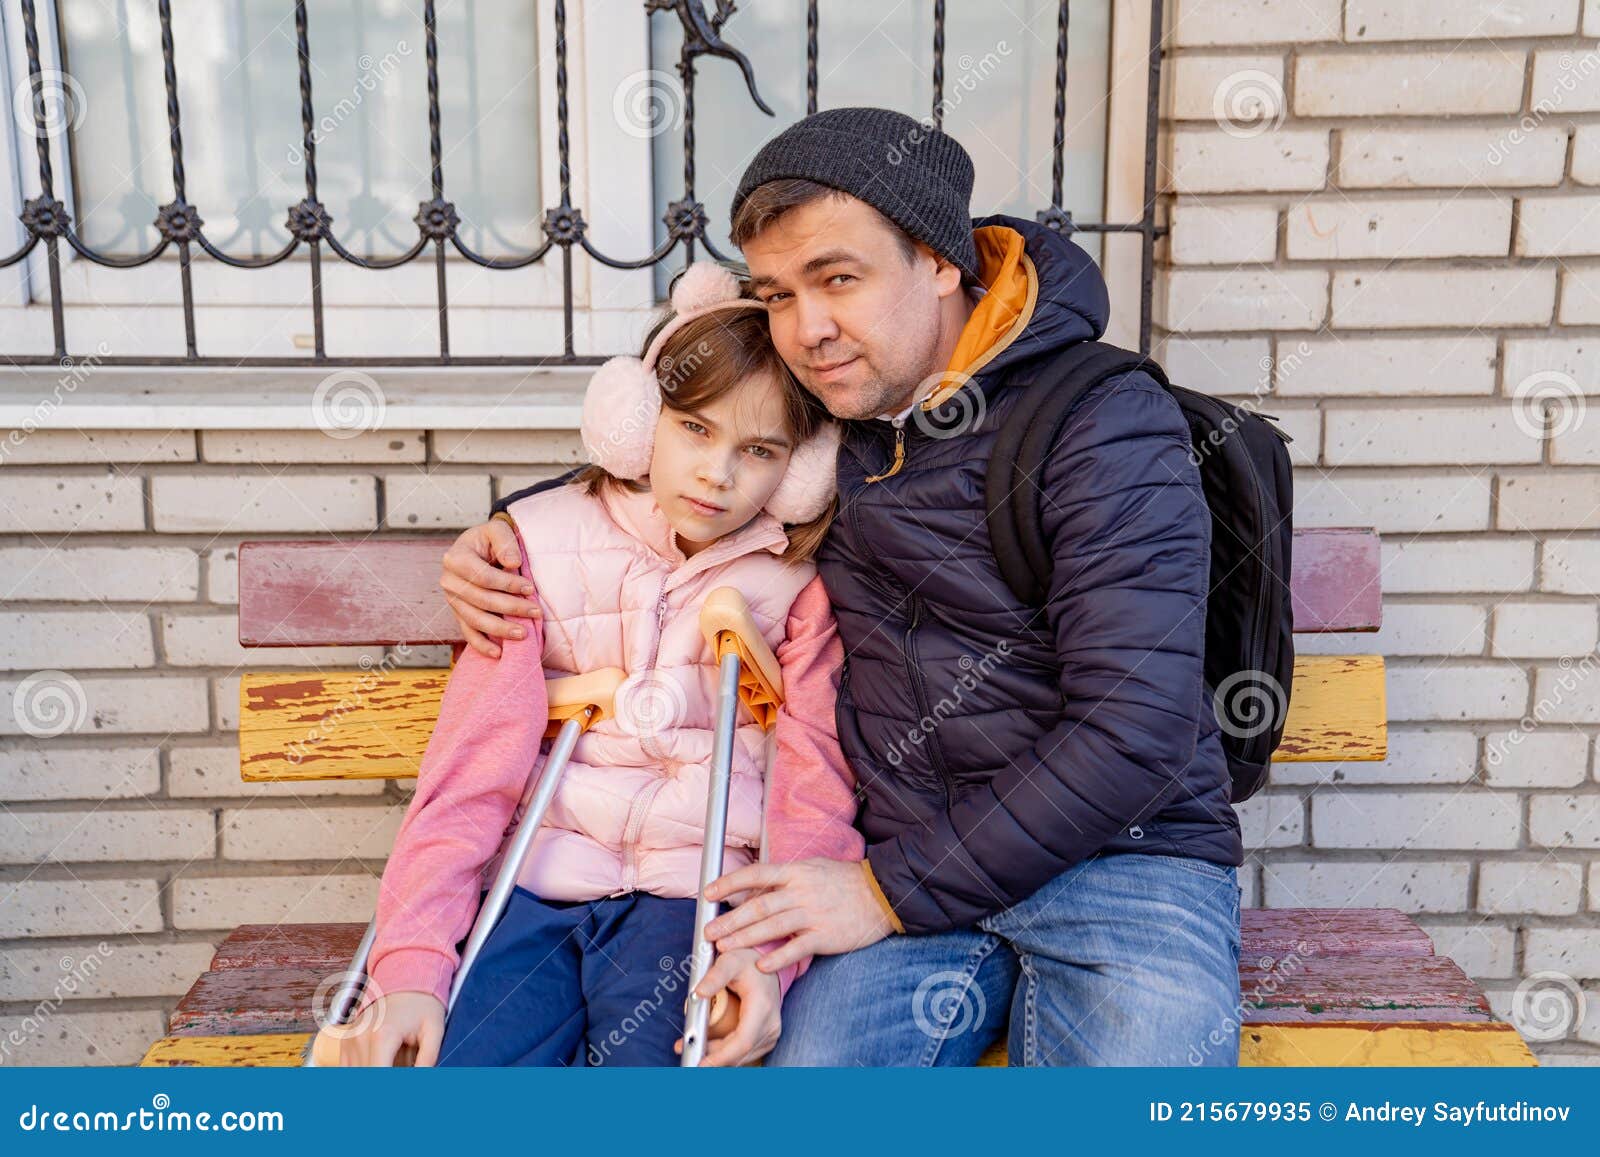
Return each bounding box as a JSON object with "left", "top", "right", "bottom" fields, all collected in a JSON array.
[{"left": 440, "top": 517, "right": 544, "bottom": 658}]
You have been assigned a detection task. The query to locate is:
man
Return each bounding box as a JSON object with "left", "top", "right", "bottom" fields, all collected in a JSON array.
[{"left": 439, "top": 107, "right": 1243, "bottom": 1066}]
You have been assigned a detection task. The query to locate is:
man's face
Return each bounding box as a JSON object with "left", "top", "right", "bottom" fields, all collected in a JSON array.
[{"left": 741, "top": 194, "right": 960, "bottom": 421}]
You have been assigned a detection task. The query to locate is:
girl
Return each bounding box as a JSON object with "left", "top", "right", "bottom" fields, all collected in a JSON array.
[{"left": 342, "top": 263, "right": 864, "bottom": 1068}]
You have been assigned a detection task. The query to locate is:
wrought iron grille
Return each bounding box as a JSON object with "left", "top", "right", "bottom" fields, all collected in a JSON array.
[{"left": 2, "top": 0, "right": 1167, "bottom": 368}]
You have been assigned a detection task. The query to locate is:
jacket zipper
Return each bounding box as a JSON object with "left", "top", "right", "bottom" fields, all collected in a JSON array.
[{"left": 904, "top": 592, "right": 956, "bottom": 807}]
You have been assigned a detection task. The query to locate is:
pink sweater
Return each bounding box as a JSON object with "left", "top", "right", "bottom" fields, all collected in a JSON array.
[{"left": 362, "top": 521, "right": 863, "bottom": 1015}]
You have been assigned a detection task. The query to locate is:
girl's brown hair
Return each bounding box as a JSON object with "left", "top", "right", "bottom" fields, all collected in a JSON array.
[{"left": 573, "top": 301, "right": 837, "bottom": 564}]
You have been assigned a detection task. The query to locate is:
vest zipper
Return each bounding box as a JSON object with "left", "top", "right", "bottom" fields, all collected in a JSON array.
[
  {"left": 904, "top": 592, "right": 955, "bottom": 807},
  {"left": 619, "top": 572, "right": 673, "bottom": 894}
]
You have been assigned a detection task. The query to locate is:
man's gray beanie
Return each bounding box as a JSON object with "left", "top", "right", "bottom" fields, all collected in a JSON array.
[{"left": 731, "top": 107, "right": 978, "bottom": 281}]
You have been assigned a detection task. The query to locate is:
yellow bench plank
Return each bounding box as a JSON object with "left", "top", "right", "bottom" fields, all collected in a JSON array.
[
  {"left": 241, "top": 656, "right": 1386, "bottom": 782},
  {"left": 142, "top": 1033, "right": 311, "bottom": 1067}
]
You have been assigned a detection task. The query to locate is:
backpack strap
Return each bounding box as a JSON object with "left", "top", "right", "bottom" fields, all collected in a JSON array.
[{"left": 985, "top": 340, "right": 1171, "bottom": 606}]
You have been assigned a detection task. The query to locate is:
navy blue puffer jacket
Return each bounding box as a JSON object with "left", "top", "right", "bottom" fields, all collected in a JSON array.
[{"left": 826, "top": 214, "right": 1242, "bottom": 935}]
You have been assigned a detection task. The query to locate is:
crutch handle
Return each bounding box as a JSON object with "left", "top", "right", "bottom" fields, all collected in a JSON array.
[
  {"left": 543, "top": 667, "right": 626, "bottom": 738},
  {"left": 698, "top": 586, "right": 783, "bottom": 730}
]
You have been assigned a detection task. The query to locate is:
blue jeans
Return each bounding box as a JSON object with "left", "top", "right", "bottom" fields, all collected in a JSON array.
[
  {"left": 437, "top": 887, "right": 697, "bottom": 1067},
  {"left": 768, "top": 852, "right": 1242, "bottom": 1067}
]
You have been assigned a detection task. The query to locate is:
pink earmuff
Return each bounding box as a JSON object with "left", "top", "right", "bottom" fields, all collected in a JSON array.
[{"left": 579, "top": 261, "right": 839, "bottom": 523}]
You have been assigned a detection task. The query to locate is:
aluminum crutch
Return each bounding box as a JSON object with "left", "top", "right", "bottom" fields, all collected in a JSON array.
[
  {"left": 681, "top": 586, "right": 785, "bottom": 1067},
  {"left": 306, "top": 666, "right": 625, "bottom": 1066}
]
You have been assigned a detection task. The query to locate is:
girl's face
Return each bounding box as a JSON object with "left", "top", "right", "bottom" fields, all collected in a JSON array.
[{"left": 649, "top": 370, "right": 796, "bottom": 557}]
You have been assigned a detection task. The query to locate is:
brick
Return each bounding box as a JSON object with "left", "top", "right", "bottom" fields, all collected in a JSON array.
[
  {"left": 1235, "top": 793, "right": 1304, "bottom": 847},
  {"left": 0, "top": 610, "right": 155, "bottom": 669},
  {"left": 1530, "top": 662, "right": 1600, "bottom": 723},
  {"left": 220, "top": 804, "right": 405, "bottom": 860},
  {"left": 1262, "top": 860, "right": 1470, "bottom": 913},
  {"left": 1168, "top": 129, "right": 1330, "bottom": 193},
  {"left": 0, "top": 429, "right": 194, "bottom": 464},
  {"left": 1345, "top": 1, "right": 1581, "bottom": 40},
  {"left": 1167, "top": 54, "right": 1285, "bottom": 123},
  {"left": 1575, "top": 126, "right": 1600, "bottom": 184},
  {"left": 1167, "top": 202, "right": 1279, "bottom": 264},
  {"left": 1382, "top": 538, "right": 1534, "bottom": 594},
  {"left": 1531, "top": 795, "right": 1600, "bottom": 846},
  {"left": 5, "top": 879, "right": 162, "bottom": 937},
  {"left": 1331, "top": 269, "right": 1557, "bottom": 329},
  {"left": 168, "top": 744, "right": 384, "bottom": 798},
  {"left": 1417, "top": 922, "right": 1515, "bottom": 977},
  {"left": 1593, "top": 862, "right": 1600, "bottom": 908},
  {"left": 1294, "top": 52, "right": 1525, "bottom": 117},
  {"left": 0, "top": 746, "right": 161, "bottom": 801},
  {"left": 1161, "top": 269, "right": 1327, "bottom": 332},
  {"left": 1293, "top": 471, "right": 1491, "bottom": 533},
  {"left": 0, "top": 942, "right": 216, "bottom": 1001},
  {"left": 1339, "top": 127, "right": 1568, "bottom": 189},
  {"left": 1589, "top": 0, "right": 1600, "bottom": 34},
  {"left": 1559, "top": 264, "right": 1600, "bottom": 325},
  {"left": 1544, "top": 538, "right": 1600, "bottom": 593},
  {"left": 0, "top": 674, "right": 209, "bottom": 736},
  {"left": 205, "top": 547, "right": 238, "bottom": 603},
  {"left": 1553, "top": 409, "right": 1600, "bottom": 463},
  {"left": 1479, "top": 861, "right": 1584, "bottom": 915},
  {"left": 1499, "top": 472, "right": 1600, "bottom": 530},
  {"left": 1295, "top": 601, "right": 1486, "bottom": 657},
  {"left": 1171, "top": 0, "right": 1342, "bottom": 45},
  {"left": 171, "top": 872, "right": 379, "bottom": 929},
  {"left": 1502, "top": 337, "right": 1600, "bottom": 395},
  {"left": 1493, "top": 601, "right": 1600, "bottom": 658},
  {"left": 0, "top": 546, "right": 198, "bottom": 602},
  {"left": 159, "top": 612, "right": 382, "bottom": 668},
  {"left": 0, "top": 808, "right": 215, "bottom": 863},
  {"left": 213, "top": 674, "right": 239, "bottom": 732},
  {"left": 1530, "top": 49, "right": 1600, "bottom": 114},
  {"left": 1385, "top": 662, "right": 1529, "bottom": 721},
  {"left": 1516, "top": 196, "right": 1600, "bottom": 256},
  {"left": 1273, "top": 727, "right": 1478, "bottom": 786},
  {"left": 1157, "top": 337, "right": 1271, "bottom": 397},
  {"left": 1324, "top": 405, "right": 1541, "bottom": 466},
  {"left": 1287, "top": 197, "right": 1512, "bottom": 260},
  {"left": 433, "top": 430, "right": 584, "bottom": 464},
  {"left": 383, "top": 472, "right": 492, "bottom": 530},
  {"left": 0, "top": 474, "right": 144, "bottom": 532},
  {"left": 1275, "top": 336, "right": 1497, "bottom": 397},
  {"left": 1525, "top": 928, "right": 1600, "bottom": 976},
  {"left": 1267, "top": 408, "right": 1319, "bottom": 467},
  {"left": 1485, "top": 727, "right": 1590, "bottom": 787},
  {"left": 1312, "top": 791, "right": 1520, "bottom": 850},
  {"left": 150, "top": 474, "right": 377, "bottom": 533},
  {"left": 0, "top": 1009, "right": 167, "bottom": 1066},
  {"left": 200, "top": 429, "right": 425, "bottom": 463}
]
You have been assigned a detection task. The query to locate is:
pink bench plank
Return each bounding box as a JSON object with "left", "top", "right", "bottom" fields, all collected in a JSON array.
[
  {"left": 237, "top": 539, "right": 460, "bottom": 647},
  {"left": 168, "top": 968, "right": 328, "bottom": 1036},
  {"left": 1239, "top": 955, "right": 1492, "bottom": 1024},
  {"left": 1241, "top": 908, "right": 1433, "bottom": 959},
  {"left": 238, "top": 529, "right": 1379, "bottom": 648},
  {"left": 211, "top": 923, "right": 371, "bottom": 971},
  {"left": 1291, "top": 527, "right": 1381, "bottom": 633}
]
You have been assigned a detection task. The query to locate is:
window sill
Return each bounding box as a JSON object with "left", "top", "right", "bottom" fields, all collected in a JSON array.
[{"left": 0, "top": 366, "right": 589, "bottom": 430}]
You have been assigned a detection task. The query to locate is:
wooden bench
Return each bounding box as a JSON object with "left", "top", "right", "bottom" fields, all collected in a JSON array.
[{"left": 140, "top": 527, "right": 1536, "bottom": 1067}]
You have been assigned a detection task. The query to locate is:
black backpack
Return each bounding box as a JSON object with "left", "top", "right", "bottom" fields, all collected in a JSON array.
[{"left": 983, "top": 341, "right": 1295, "bottom": 805}]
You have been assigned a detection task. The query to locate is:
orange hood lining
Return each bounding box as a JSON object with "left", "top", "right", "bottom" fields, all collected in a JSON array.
[{"left": 924, "top": 225, "right": 1038, "bottom": 409}]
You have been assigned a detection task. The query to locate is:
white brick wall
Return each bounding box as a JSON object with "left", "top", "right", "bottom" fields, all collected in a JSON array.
[{"left": 1162, "top": 7, "right": 1600, "bottom": 1064}]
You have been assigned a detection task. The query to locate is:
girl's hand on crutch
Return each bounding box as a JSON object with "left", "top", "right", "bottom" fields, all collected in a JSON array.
[
  {"left": 339, "top": 992, "right": 446, "bottom": 1067},
  {"left": 673, "top": 947, "right": 780, "bottom": 1067}
]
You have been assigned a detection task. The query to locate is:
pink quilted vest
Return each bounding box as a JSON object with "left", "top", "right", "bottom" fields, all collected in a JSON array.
[{"left": 482, "top": 482, "right": 817, "bottom": 901}]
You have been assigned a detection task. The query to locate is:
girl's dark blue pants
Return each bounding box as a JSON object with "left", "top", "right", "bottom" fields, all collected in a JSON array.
[{"left": 436, "top": 886, "right": 698, "bottom": 1067}]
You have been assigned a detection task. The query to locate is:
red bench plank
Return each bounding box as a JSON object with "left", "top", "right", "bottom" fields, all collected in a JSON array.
[
  {"left": 211, "top": 923, "right": 370, "bottom": 971},
  {"left": 168, "top": 968, "right": 330, "bottom": 1036},
  {"left": 238, "top": 529, "right": 1379, "bottom": 648},
  {"left": 237, "top": 539, "right": 460, "bottom": 647},
  {"left": 1240, "top": 955, "right": 1492, "bottom": 1024},
  {"left": 1291, "top": 527, "right": 1381, "bottom": 633}
]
